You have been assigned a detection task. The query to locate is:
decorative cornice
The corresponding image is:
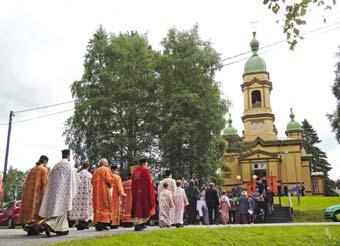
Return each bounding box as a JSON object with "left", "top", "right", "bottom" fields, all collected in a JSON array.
[
  {"left": 242, "top": 71, "right": 270, "bottom": 78},
  {"left": 241, "top": 78, "right": 272, "bottom": 91},
  {"left": 301, "top": 155, "right": 313, "bottom": 160},
  {"left": 285, "top": 129, "right": 303, "bottom": 134},
  {"left": 242, "top": 113, "right": 275, "bottom": 121},
  {"left": 246, "top": 136, "right": 303, "bottom": 148},
  {"left": 239, "top": 149, "right": 279, "bottom": 161}
]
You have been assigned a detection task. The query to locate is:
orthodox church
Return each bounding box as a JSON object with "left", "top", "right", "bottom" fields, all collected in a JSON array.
[{"left": 222, "top": 33, "right": 325, "bottom": 195}]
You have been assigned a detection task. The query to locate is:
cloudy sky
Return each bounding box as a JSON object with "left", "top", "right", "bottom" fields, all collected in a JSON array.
[{"left": 0, "top": 0, "right": 339, "bottom": 180}]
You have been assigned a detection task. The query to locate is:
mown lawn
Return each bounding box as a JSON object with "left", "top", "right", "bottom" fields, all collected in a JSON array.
[
  {"left": 275, "top": 196, "right": 340, "bottom": 222},
  {"left": 53, "top": 226, "right": 340, "bottom": 246}
]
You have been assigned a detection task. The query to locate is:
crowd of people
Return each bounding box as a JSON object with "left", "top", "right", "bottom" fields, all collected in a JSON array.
[{"left": 17, "top": 150, "right": 276, "bottom": 237}]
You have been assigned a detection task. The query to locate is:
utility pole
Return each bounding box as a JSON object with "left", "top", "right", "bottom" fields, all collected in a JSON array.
[{"left": 1, "top": 110, "right": 14, "bottom": 205}]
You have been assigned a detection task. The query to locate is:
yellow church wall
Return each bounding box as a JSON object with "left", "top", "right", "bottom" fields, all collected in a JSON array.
[
  {"left": 263, "top": 87, "right": 271, "bottom": 108},
  {"left": 301, "top": 160, "right": 312, "bottom": 194},
  {"left": 287, "top": 131, "right": 302, "bottom": 139},
  {"left": 242, "top": 78, "right": 276, "bottom": 142},
  {"left": 241, "top": 163, "right": 251, "bottom": 183},
  {"left": 243, "top": 118, "right": 276, "bottom": 141},
  {"left": 223, "top": 154, "right": 241, "bottom": 188},
  {"left": 267, "top": 161, "right": 278, "bottom": 177},
  {"left": 317, "top": 177, "right": 325, "bottom": 194},
  {"left": 243, "top": 89, "right": 249, "bottom": 110}
]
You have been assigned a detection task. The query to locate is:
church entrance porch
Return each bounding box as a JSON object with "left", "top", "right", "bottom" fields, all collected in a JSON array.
[{"left": 245, "top": 176, "right": 278, "bottom": 195}]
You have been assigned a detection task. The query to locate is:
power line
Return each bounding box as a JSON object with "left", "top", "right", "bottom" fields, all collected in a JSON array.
[
  {"left": 14, "top": 100, "right": 76, "bottom": 114},
  {"left": 13, "top": 108, "right": 74, "bottom": 124},
  {"left": 1, "top": 20, "right": 339, "bottom": 125},
  {"left": 0, "top": 109, "right": 74, "bottom": 125},
  {"left": 221, "top": 24, "right": 340, "bottom": 68},
  {"left": 221, "top": 20, "right": 340, "bottom": 63}
]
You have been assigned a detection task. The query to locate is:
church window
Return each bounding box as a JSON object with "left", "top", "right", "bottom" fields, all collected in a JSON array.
[
  {"left": 251, "top": 90, "right": 262, "bottom": 108},
  {"left": 312, "top": 177, "right": 319, "bottom": 193}
]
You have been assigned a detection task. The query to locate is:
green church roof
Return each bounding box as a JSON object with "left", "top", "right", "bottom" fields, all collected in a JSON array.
[
  {"left": 224, "top": 114, "right": 238, "bottom": 136},
  {"left": 286, "top": 108, "right": 302, "bottom": 131},
  {"left": 244, "top": 32, "right": 267, "bottom": 74}
]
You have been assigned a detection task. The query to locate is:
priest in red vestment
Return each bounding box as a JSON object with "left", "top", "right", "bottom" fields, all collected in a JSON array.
[
  {"left": 91, "top": 158, "right": 114, "bottom": 231},
  {"left": 121, "top": 173, "right": 133, "bottom": 227},
  {"left": 131, "top": 157, "right": 155, "bottom": 231}
]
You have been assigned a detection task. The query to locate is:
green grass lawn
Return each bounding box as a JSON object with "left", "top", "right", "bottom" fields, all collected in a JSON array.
[
  {"left": 275, "top": 196, "right": 340, "bottom": 222},
  {"left": 53, "top": 226, "right": 340, "bottom": 246}
]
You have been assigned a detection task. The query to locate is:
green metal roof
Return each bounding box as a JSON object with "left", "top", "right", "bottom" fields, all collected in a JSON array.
[
  {"left": 286, "top": 108, "right": 302, "bottom": 131},
  {"left": 244, "top": 32, "right": 267, "bottom": 74},
  {"left": 224, "top": 114, "right": 238, "bottom": 136}
]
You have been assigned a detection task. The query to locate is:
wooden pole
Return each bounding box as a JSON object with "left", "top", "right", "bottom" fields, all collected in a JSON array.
[{"left": 1, "top": 111, "right": 14, "bottom": 206}]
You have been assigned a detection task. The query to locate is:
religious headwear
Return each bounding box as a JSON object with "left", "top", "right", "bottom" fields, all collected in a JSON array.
[
  {"left": 165, "top": 170, "right": 171, "bottom": 177},
  {"left": 61, "top": 149, "right": 70, "bottom": 156},
  {"left": 110, "top": 164, "right": 118, "bottom": 170},
  {"left": 139, "top": 156, "right": 147, "bottom": 164},
  {"left": 37, "top": 155, "right": 48, "bottom": 164}
]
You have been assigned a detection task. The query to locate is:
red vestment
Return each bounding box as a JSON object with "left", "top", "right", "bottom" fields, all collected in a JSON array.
[
  {"left": 121, "top": 179, "right": 133, "bottom": 223},
  {"left": 110, "top": 173, "right": 125, "bottom": 226},
  {"left": 131, "top": 165, "right": 155, "bottom": 219},
  {"left": 18, "top": 164, "right": 49, "bottom": 225},
  {"left": 91, "top": 166, "right": 113, "bottom": 224}
]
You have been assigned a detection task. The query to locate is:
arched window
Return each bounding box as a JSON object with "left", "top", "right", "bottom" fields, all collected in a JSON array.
[{"left": 251, "top": 90, "right": 262, "bottom": 108}]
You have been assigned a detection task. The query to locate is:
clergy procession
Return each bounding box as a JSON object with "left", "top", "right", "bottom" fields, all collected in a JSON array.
[{"left": 18, "top": 149, "right": 274, "bottom": 238}]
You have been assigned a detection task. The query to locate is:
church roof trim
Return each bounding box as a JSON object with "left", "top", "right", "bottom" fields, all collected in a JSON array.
[
  {"left": 246, "top": 136, "right": 303, "bottom": 148},
  {"left": 241, "top": 78, "right": 272, "bottom": 90},
  {"left": 239, "top": 149, "right": 280, "bottom": 161}
]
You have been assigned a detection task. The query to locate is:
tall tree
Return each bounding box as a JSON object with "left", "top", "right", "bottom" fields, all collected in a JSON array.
[
  {"left": 3, "top": 167, "right": 27, "bottom": 202},
  {"left": 64, "top": 27, "right": 160, "bottom": 173},
  {"left": 301, "top": 119, "right": 336, "bottom": 196},
  {"left": 328, "top": 45, "right": 340, "bottom": 142},
  {"left": 158, "top": 25, "right": 228, "bottom": 185}
]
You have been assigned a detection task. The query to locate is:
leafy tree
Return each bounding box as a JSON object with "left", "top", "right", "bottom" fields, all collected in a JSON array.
[
  {"left": 263, "top": 0, "right": 336, "bottom": 49},
  {"left": 328, "top": 45, "right": 340, "bottom": 142},
  {"left": 157, "top": 25, "right": 228, "bottom": 185},
  {"left": 3, "top": 166, "right": 27, "bottom": 202},
  {"left": 65, "top": 25, "right": 229, "bottom": 184},
  {"left": 64, "top": 27, "right": 160, "bottom": 173},
  {"left": 301, "top": 119, "right": 336, "bottom": 196}
]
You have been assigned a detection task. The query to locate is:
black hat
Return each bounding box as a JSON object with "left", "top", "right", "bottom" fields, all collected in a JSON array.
[
  {"left": 165, "top": 170, "right": 171, "bottom": 177},
  {"left": 139, "top": 156, "right": 147, "bottom": 164},
  {"left": 61, "top": 149, "right": 70, "bottom": 156},
  {"left": 110, "top": 165, "right": 118, "bottom": 170},
  {"left": 38, "top": 155, "right": 48, "bottom": 163}
]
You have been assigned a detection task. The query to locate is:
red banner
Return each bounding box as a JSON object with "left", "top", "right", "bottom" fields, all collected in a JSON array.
[
  {"left": 0, "top": 171, "right": 3, "bottom": 199},
  {"left": 246, "top": 180, "right": 257, "bottom": 195},
  {"left": 267, "top": 176, "right": 278, "bottom": 195},
  {"left": 246, "top": 176, "right": 278, "bottom": 195}
]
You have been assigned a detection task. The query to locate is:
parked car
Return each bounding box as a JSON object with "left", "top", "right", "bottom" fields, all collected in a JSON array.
[
  {"left": 324, "top": 204, "right": 340, "bottom": 222},
  {"left": 0, "top": 200, "right": 22, "bottom": 228}
]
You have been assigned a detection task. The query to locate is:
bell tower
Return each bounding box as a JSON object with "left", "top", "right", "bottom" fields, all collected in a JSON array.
[{"left": 242, "top": 32, "right": 276, "bottom": 141}]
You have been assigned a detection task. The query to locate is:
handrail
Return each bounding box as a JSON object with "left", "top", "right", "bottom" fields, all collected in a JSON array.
[
  {"left": 288, "top": 193, "right": 293, "bottom": 208},
  {"left": 287, "top": 193, "right": 294, "bottom": 221}
]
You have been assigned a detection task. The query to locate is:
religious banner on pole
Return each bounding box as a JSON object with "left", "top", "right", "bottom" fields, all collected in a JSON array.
[
  {"left": 266, "top": 176, "right": 278, "bottom": 195},
  {"left": 0, "top": 171, "right": 3, "bottom": 199}
]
